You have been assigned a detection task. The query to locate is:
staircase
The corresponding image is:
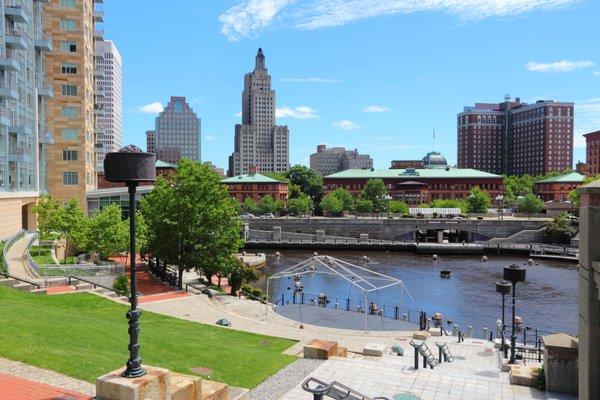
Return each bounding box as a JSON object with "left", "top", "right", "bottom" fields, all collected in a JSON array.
[{"left": 0, "top": 276, "right": 46, "bottom": 294}]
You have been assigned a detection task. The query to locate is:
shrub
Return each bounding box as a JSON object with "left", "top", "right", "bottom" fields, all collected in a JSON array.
[
  {"left": 240, "top": 283, "right": 264, "bottom": 300},
  {"left": 534, "top": 367, "right": 546, "bottom": 391},
  {"left": 113, "top": 274, "right": 130, "bottom": 296}
]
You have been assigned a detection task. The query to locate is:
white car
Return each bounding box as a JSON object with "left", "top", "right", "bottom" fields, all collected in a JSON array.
[
  {"left": 240, "top": 213, "right": 255, "bottom": 219},
  {"left": 261, "top": 213, "right": 275, "bottom": 219}
]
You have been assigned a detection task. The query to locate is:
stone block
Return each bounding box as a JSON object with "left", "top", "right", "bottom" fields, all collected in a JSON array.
[
  {"left": 201, "top": 379, "right": 229, "bottom": 400},
  {"left": 303, "top": 339, "right": 339, "bottom": 360},
  {"left": 428, "top": 327, "right": 442, "bottom": 337},
  {"left": 315, "top": 230, "right": 325, "bottom": 241},
  {"left": 412, "top": 331, "right": 430, "bottom": 340},
  {"left": 359, "top": 233, "right": 369, "bottom": 243},
  {"left": 508, "top": 363, "right": 542, "bottom": 387},
  {"left": 363, "top": 342, "right": 387, "bottom": 357},
  {"left": 337, "top": 347, "right": 347, "bottom": 358},
  {"left": 96, "top": 366, "right": 171, "bottom": 400},
  {"left": 171, "top": 372, "right": 202, "bottom": 400}
]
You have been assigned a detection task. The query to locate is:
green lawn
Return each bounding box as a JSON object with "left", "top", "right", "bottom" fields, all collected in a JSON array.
[
  {"left": 29, "top": 245, "right": 77, "bottom": 265},
  {"left": 0, "top": 286, "right": 296, "bottom": 388}
]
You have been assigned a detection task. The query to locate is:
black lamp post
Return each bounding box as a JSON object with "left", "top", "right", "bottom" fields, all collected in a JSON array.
[
  {"left": 104, "top": 145, "right": 156, "bottom": 378},
  {"left": 503, "top": 264, "right": 526, "bottom": 364},
  {"left": 495, "top": 280, "right": 512, "bottom": 357}
]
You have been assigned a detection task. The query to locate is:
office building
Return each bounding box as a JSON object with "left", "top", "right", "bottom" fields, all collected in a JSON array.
[
  {"left": 149, "top": 96, "right": 201, "bottom": 164},
  {"left": 228, "top": 48, "right": 289, "bottom": 176},
  {"left": 93, "top": 39, "right": 121, "bottom": 171},
  {"left": 457, "top": 97, "right": 574, "bottom": 176},
  {"left": 0, "top": 0, "right": 53, "bottom": 239},
  {"left": 44, "top": 0, "right": 103, "bottom": 209},
  {"left": 584, "top": 130, "right": 600, "bottom": 176},
  {"left": 222, "top": 165, "right": 288, "bottom": 203},
  {"left": 534, "top": 172, "right": 585, "bottom": 202},
  {"left": 310, "top": 145, "right": 373, "bottom": 176}
]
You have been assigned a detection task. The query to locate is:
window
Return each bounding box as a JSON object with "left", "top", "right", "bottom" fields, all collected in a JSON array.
[
  {"left": 61, "top": 106, "right": 78, "bottom": 117},
  {"left": 61, "top": 128, "right": 78, "bottom": 140},
  {"left": 60, "top": 41, "right": 77, "bottom": 53},
  {"left": 62, "top": 150, "right": 78, "bottom": 161},
  {"left": 59, "top": 0, "right": 76, "bottom": 8},
  {"left": 61, "top": 63, "right": 77, "bottom": 74},
  {"left": 174, "top": 101, "right": 183, "bottom": 113},
  {"left": 61, "top": 85, "right": 77, "bottom": 96},
  {"left": 63, "top": 172, "right": 78, "bottom": 185},
  {"left": 60, "top": 19, "right": 77, "bottom": 31}
]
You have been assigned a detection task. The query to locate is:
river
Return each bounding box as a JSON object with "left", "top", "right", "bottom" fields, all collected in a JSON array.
[{"left": 254, "top": 250, "right": 578, "bottom": 336}]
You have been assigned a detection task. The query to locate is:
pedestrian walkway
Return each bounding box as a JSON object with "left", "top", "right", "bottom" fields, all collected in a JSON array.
[
  {"left": 4, "top": 233, "right": 39, "bottom": 282},
  {"left": 110, "top": 254, "right": 175, "bottom": 295},
  {"left": 138, "top": 291, "right": 191, "bottom": 303}
]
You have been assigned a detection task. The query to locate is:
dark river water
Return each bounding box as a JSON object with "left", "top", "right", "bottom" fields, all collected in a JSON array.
[{"left": 254, "top": 250, "right": 578, "bottom": 336}]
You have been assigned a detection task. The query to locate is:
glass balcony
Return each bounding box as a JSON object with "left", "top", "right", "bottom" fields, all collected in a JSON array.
[
  {"left": 93, "top": 28, "right": 104, "bottom": 41},
  {"left": 0, "top": 104, "right": 10, "bottom": 127},
  {"left": 39, "top": 131, "right": 54, "bottom": 145},
  {"left": 9, "top": 124, "right": 32, "bottom": 137},
  {"left": 93, "top": 7, "right": 104, "bottom": 22},
  {"left": 38, "top": 84, "right": 54, "bottom": 99},
  {"left": 8, "top": 146, "right": 30, "bottom": 163},
  {"left": 34, "top": 37, "right": 53, "bottom": 52},
  {"left": 0, "top": 86, "right": 18, "bottom": 101},
  {"left": 0, "top": 56, "right": 20, "bottom": 72},
  {"left": 5, "top": 31, "right": 28, "bottom": 50},
  {"left": 4, "top": 6, "right": 30, "bottom": 24}
]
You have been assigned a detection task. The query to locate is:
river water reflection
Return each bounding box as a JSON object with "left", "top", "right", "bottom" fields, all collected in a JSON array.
[{"left": 255, "top": 250, "right": 578, "bottom": 336}]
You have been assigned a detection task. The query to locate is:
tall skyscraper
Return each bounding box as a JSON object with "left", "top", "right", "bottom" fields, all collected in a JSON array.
[
  {"left": 0, "top": 0, "right": 52, "bottom": 239},
  {"left": 457, "top": 97, "right": 573, "bottom": 176},
  {"left": 148, "top": 96, "right": 201, "bottom": 164},
  {"left": 45, "top": 0, "right": 103, "bottom": 209},
  {"left": 310, "top": 145, "right": 373, "bottom": 176},
  {"left": 228, "top": 48, "right": 289, "bottom": 176},
  {"left": 94, "top": 39, "right": 122, "bottom": 172}
]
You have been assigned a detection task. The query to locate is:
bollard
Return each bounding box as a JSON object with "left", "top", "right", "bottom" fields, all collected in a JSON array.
[
  {"left": 403, "top": 313, "right": 408, "bottom": 322},
  {"left": 438, "top": 347, "right": 443, "bottom": 363},
  {"left": 489, "top": 331, "right": 493, "bottom": 342},
  {"left": 453, "top": 325, "right": 458, "bottom": 336},
  {"left": 414, "top": 347, "right": 419, "bottom": 369},
  {"left": 467, "top": 326, "right": 474, "bottom": 338},
  {"left": 281, "top": 294, "right": 284, "bottom": 305},
  {"left": 483, "top": 325, "right": 488, "bottom": 340}
]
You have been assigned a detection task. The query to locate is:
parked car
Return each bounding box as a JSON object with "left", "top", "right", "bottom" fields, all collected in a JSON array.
[
  {"left": 452, "top": 216, "right": 464, "bottom": 220},
  {"left": 240, "top": 213, "right": 256, "bottom": 219},
  {"left": 260, "top": 213, "right": 275, "bottom": 219}
]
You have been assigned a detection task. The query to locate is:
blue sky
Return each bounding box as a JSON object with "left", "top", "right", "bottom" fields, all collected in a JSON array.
[{"left": 105, "top": 0, "right": 600, "bottom": 170}]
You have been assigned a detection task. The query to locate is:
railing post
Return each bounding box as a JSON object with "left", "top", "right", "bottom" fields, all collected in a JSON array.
[
  {"left": 301, "top": 292, "right": 305, "bottom": 304},
  {"left": 414, "top": 347, "right": 419, "bottom": 369},
  {"left": 346, "top": 298, "right": 350, "bottom": 311},
  {"left": 439, "top": 347, "right": 443, "bottom": 363},
  {"left": 395, "top": 306, "right": 399, "bottom": 320},
  {"left": 538, "top": 338, "right": 542, "bottom": 363},
  {"left": 281, "top": 293, "right": 284, "bottom": 306}
]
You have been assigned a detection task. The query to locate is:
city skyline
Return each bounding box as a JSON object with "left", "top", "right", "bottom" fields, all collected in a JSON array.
[{"left": 104, "top": 0, "right": 599, "bottom": 170}]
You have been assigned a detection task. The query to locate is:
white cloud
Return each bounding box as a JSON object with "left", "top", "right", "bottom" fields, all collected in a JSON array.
[
  {"left": 219, "top": 0, "right": 292, "bottom": 41},
  {"left": 276, "top": 106, "right": 318, "bottom": 119},
  {"left": 334, "top": 119, "right": 361, "bottom": 130},
  {"left": 235, "top": 111, "right": 242, "bottom": 117},
  {"left": 205, "top": 135, "right": 216, "bottom": 141},
  {"left": 363, "top": 105, "right": 390, "bottom": 113},
  {"left": 137, "top": 102, "right": 163, "bottom": 114},
  {"left": 593, "top": 71, "right": 600, "bottom": 76},
  {"left": 525, "top": 60, "right": 594, "bottom": 73},
  {"left": 220, "top": 0, "right": 578, "bottom": 39},
  {"left": 279, "top": 77, "right": 342, "bottom": 83},
  {"left": 575, "top": 98, "right": 600, "bottom": 148}
]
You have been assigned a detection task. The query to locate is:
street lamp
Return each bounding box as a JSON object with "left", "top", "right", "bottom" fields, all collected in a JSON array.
[
  {"left": 503, "top": 264, "right": 526, "bottom": 364},
  {"left": 104, "top": 145, "right": 156, "bottom": 378},
  {"left": 495, "top": 280, "right": 512, "bottom": 357},
  {"left": 495, "top": 195, "right": 504, "bottom": 221},
  {"left": 385, "top": 194, "right": 392, "bottom": 218}
]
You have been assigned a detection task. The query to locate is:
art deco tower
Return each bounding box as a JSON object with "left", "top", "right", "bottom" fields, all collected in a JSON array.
[{"left": 228, "top": 48, "right": 289, "bottom": 176}]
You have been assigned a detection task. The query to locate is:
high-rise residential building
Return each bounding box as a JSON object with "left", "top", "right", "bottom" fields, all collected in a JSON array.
[
  {"left": 149, "top": 96, "right": 201, "bottom": 164},
  {"left": 457, "top": 96, "right": 574, "bottom": 176},
  {"left": 310, "top": 145, "right": 373, "bottom": 176},
  {"left": 0, "top": 0, "right": 53, "bottom": 239},
  {"left": 44, "top": 0, "right": 103, "bottom": 209},
  {"left": 228, "top": 48, "right": 289, "bottom": 176},
  {"left": 145, "top": 130, "right": 155, "bottom": 154},
  {"left": 584, "top": 130, "right": 600, "bottom": 176},
  {"left": 93, "top": 39, "right": 121, "bottom": 171}
]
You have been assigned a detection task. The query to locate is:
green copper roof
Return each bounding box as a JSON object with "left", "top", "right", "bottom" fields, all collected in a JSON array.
[
  {"left": 221, "top": 173, "right": 283, "bottom": 184},
  {"left": 325, "top": 168, "right": 502, "bottom": 179},
  {"left": 536, "top": 172, "right": 585, "bottom": 183},
  {"left": 155, "top": 160, "right": 176, "bottom": 168}
]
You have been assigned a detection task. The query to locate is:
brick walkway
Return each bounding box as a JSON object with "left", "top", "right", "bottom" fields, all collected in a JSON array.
[
  {"left": 138, "top": 291, "right": 191, "bottom": 304},
  {"left": 46, "top": 286, "right": 76, "bottom": 295},
  {"left": 109, "top": 254, "right": 175, "bottom": 296},
  {"left": 0, "top": 373, "right": 90, "bottom": 400}
]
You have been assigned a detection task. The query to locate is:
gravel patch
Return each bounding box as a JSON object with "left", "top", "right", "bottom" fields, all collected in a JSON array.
[
  {"left": 249, "top": 358, "right": 324, "bottom": 400},
  {"left": 0, "top": 357, "right": 95, "bottom": 395}
]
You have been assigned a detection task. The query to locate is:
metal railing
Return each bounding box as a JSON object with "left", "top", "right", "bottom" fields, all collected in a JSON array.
[
  {"left": 38, "top": 263, "right": 124, "bottom": 277},
  {"left": 0, "top": 271, "right": 40, "bottom": 289},
  {"left": 148, "top": 259, "right": 178, "bottom": 287},
  {"left": 2, "top": 229, "right": 25, "bottom": 273},
  {"left": 68, "top": 276, "right": 118, "bottom": 294},
  {"left": 302, "top": 377, "right": 390, "bottom": 400}
]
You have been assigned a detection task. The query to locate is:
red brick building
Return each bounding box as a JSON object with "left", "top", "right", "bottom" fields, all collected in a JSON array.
[
  {"left": 534, "top": 172, "right": 585, "bottom": 202},
  {"left": 390, "top": 160, "right": 424, "bottom": 169},
  {"left": 584, "top": 130, "right": 600, "bottom": 176},
  {"left": 457, "top": 97, "right": 574, "bottom": 176},
  {"left": 221, "top": 166, "right": 288, "bottom": 202},
  {"left": 97, "top": 160, "right": 176, "bottom": 189},
  {"left": 323, "top": 168, "right": 503, "bottom": 205}
]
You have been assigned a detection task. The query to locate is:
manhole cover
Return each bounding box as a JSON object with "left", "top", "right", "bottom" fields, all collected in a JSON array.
[
  {"left": 190, "top": 367, "right": 213, "bottom": 376},
  {"left": 393, "top": 394, "right": 420, "bottom": 400}
]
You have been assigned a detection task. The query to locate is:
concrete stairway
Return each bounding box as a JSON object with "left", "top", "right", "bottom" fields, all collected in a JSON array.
[
  {"left": 0, "top": 277, "right": 47, "bottom": 294},
  {"left": 169, "top": 374, "right": 249, "bottom": 400}
]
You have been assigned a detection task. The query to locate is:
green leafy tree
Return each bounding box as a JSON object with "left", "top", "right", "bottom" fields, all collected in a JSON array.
[
  {"left": 544, "top": 214, "right": 576, "bottom": 244},
  {"left": 33, "top": 195, "right": 62, "bottom": 240},
  {"left": 569, "top": 174, "right": 600, "bottom": 208},
  {"left": 430, "top": 199, "right": 468, "bottom": 213},
  {"left": 355, "top": 199, "right": 373, "bottom": 215},
  {"left": 241, "top": 197, "right": 259, "bottom": 214},
  {"left": 227, "top": 257, "right": 260, "bottom": 295},
  {"left": 113, "top": 274, "right": 130, "bottom": 296},
  {"left": 288, "top": 183, "right": 303, "bottom": 199},
  {"left": 84, "top": 204, "right": 129, "bottom": 260},
  {"left": 285, "top": 165, "right": 324, "bottom": 204},
  {"left": 288, "top": 193, "right": 312, "bottom": 215},
  {"left": 517, "top": 193, "right": 544, "bottom": 219},
  {"left": 258, "top": 195, "right": 284, "bottom": 214},
  {"left": 329, "top": 187, "right": 354, "bottom": 211},
  {"left": 466, "top": 186, "right": 492, "bottom": 213},
  {"left": 262, "top": 172, "right": 289, "bottom": 183},
  {"left": 389, "top": 200, "right": 409, "bottom": 214},
  {"left": 360, "top": 178, "right": 388, "bottom": 212},
  {"left": 141, "top": 160, "right": 243, "bottom": 288},
  {"left": 320, "top": 193, "right": 343, "bottom": 216}
]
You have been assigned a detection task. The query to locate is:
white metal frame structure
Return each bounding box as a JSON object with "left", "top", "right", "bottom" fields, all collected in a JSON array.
[{"left": 266, "top": 255, "right": 413, "bottom": 332}]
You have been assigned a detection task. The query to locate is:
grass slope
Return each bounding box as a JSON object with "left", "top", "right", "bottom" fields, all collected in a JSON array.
[
  {"left": 29, "top": 245, "right": 77, "bottom": 265},
  {"left": 0, "top": 287, "right": 296, "bottom": 388}
]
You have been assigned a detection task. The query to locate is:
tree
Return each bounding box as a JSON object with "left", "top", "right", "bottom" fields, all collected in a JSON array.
[
  {"left": 544, "top": 214, "right": 576, "bottom": 244},
  {"left": 258, "top": 195, "right": 284, "bottom": 215},
  {"left": 329, "top": 187, "right": 354, "bottom": 211},
  {"left": 355, "top": 199, "right": 373, "bottom": 215},
  {"left": 227, "top": 257, "right": 260, "bottom": 295},
  {"left": 140, "top": 160, "right": 243, "bottom": 288},
  {"left": 360, "top": 178, "right": 388, "bottom": 212},
  {"left": 569, "top": 174, "right": 600, "bottom": 208},
  {"left": 241, "top": 197, "right": 259, "bottom": 214},
  {"left": 285, "top": 165, "right": 324, "bottom": 204},
  {"left": 84, "top": 204, "right": 129, "bottom": 260},
  {"left": 466, "top": 186, "right": 491, "bottom": 213},
  {"left": 518, "top": 193, "right": 544, "bottom": 219},
  {"left": 34, "top": 195, "right": 62, "bottom": 240},
  {"left": 113, "top": 274, "right": 130, "bottom": 296},
  {"left": 430, "top": 199, "right": 468, "bottom": 213},
  {"left": 503, "top": 175, "right": 536, "bottom": 200},
  {"left": 320, "top": 193, "right": 343, "bottom": 216},
  {"left": 288, "top": 193, "right": 312, "bottom": 215},
  {"left": 262, "top": 172, "right": 289, "bottom": 183},
  {"left": 389, "top": 200, "right": 409, "bottom": 214}
]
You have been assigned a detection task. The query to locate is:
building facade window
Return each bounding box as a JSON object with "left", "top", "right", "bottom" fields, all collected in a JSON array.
[
  {"left": 59, "top": 0, "right": 76, "bottom": 8},
  {"left": 60, "top": 41, "right": 77, "bottom": 53},
  {"left": 61, "top": 85, "right": 77, "bottom": 96},
  {"left": 60, "top": 19, "right": 77, "bottom": 31},
  {"left": 62, "top": 172, "right": 78, "bottom": 185},
  {"left": 61, "top": 106, "right": 78, "bottom": 117},
  {"left": 61, "top": 128, "right": 78, "bottom": 140},
  {"left": 62, "top": 150, "right": 78, "bottom": 161},
  {"left": 61, "top": 63, "right": 77, "bottom": 74}
]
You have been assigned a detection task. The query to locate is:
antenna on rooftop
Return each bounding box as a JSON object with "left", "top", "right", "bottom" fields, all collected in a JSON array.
[
  {"left": 504, "top": 93, "right": 511, "bottom": 103},
  {"left": 432, "top": 128, "right": 436, "bottom": 152}
]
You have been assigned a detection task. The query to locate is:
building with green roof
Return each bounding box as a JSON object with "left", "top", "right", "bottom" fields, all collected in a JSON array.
[
  {"left": 535, "top": 172, "right": 585, "bottom": 202},
  {"left": 221, "top": 166, "right": 288, "bottom": 203}
]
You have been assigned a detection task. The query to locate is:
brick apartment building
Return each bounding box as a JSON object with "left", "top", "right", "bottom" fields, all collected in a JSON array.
[
  {"left": 310, "top": 145, "right": 373, "bottom": 176},
  {"left": 457, "top": 97, "right": 574, "bottom": 176},
  {"left": 534, "top": 172, "right": 585, "bottom": 202},
  {"left": 221, "top": 166, "right": 288, "bottom": 203},
  {"left": 584, "top": 130, "right": 600, "bottom": 176}
]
